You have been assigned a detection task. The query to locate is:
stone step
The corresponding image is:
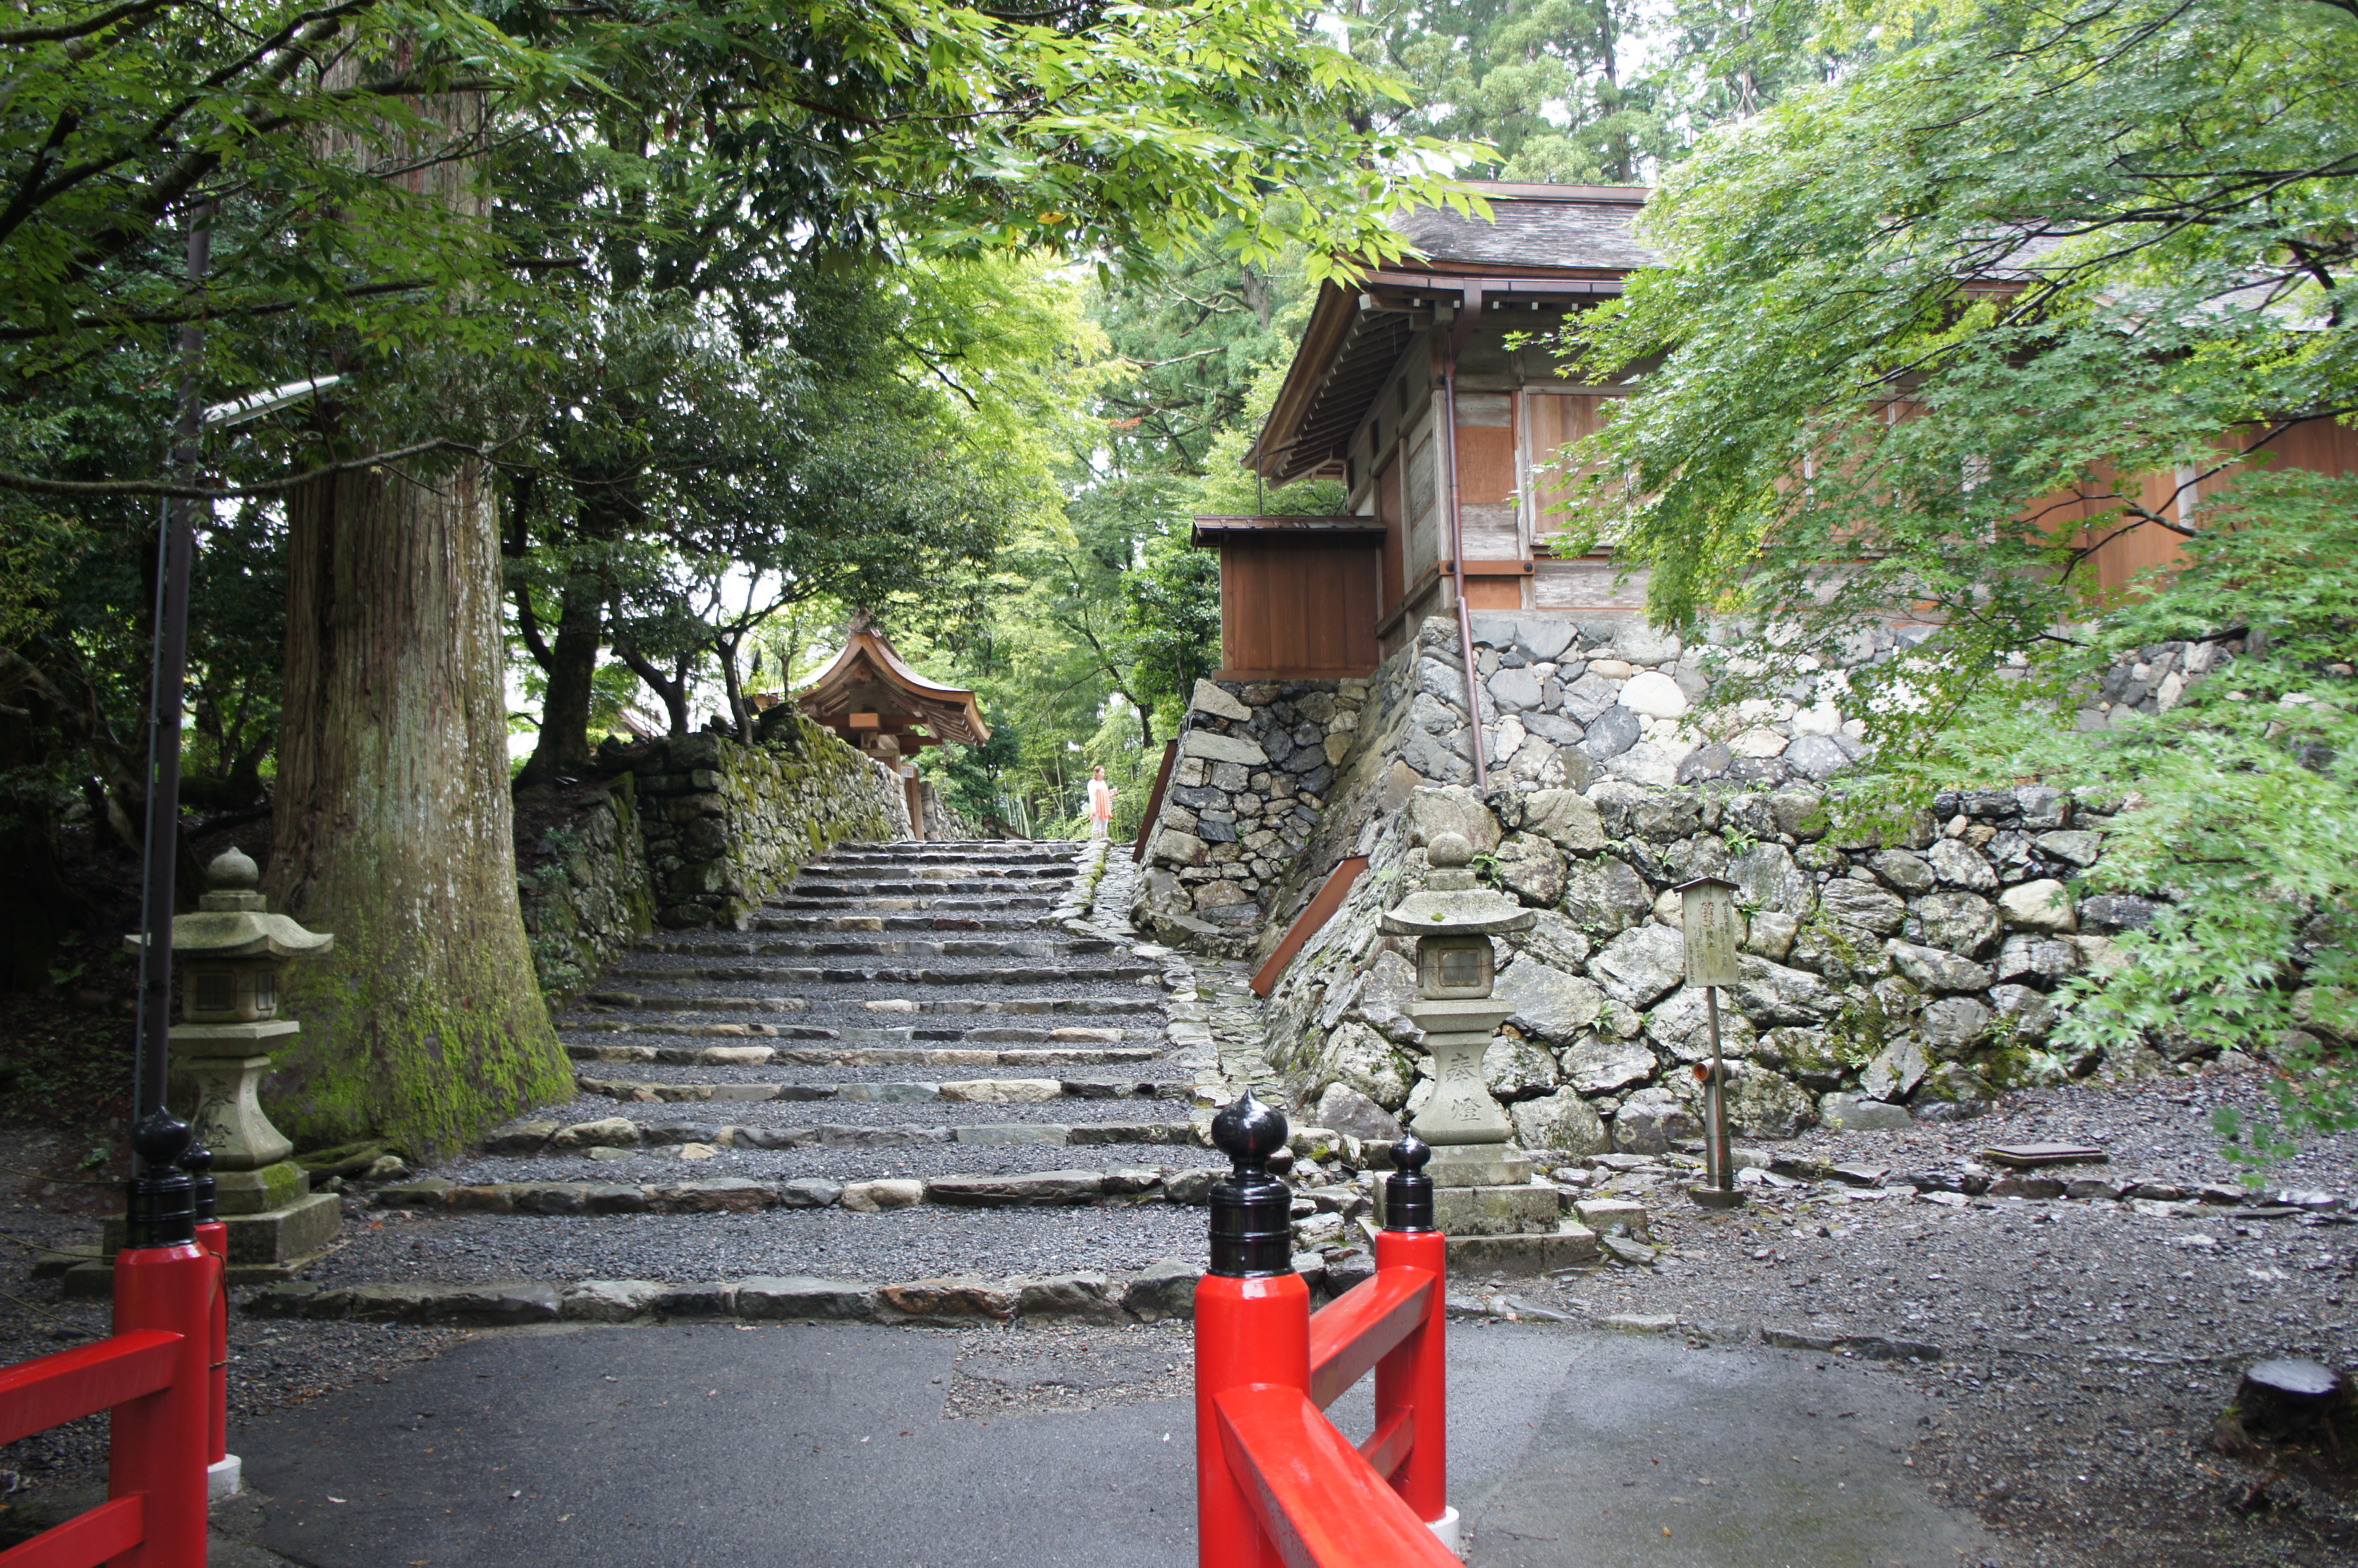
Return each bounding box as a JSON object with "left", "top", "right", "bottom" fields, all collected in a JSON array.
[
  {"left": 775, "top": 878, "right": 1074, "bottom": 898},
  {"left": 499, "top": 1115, "right": 1200, "bottom": 1150},
  {"left": 571, "top": 1075, "right": 1179, "bottom": 1105},
  {"left": 808, "top": 844, "right": 1075, "bottom": 859},
  {"left": 559, "top": 1023, "right": 1142, "bottom": 1045},
  {"left": 573, "top": 992, "right": 1161, "bottom": 1016},
  {"left": 370, "top": 1164, "right": 1214, "bottom": 1216},
  {"left": 757, "top": 900, "right": 1054, "bottom": 917},
  {"left": 746, "top": 913, "right": 1050, "bottom": 933},
  {"left": 800, "top": 855, "right": 1072, "bottom": 871},
  {"left": 637, "top": 936, "right": 1113, "bottom": 959},
  {"left": 240, "top": 1266, "right": 1208, "bottom": 1328},
  {"left": 603, "top": 963, "right": 1162, "bottom": 987},
  {"left": 813, "top": 842, "right": 1075, "bottom": 858},
  {"left": 566, "top": 1043, "right": 1163, "bottom": 1067}
]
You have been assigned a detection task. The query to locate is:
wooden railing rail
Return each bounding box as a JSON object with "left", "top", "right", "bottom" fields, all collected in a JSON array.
[{"left": 0, "top": 1240, "right": 217, "bottom": 1568}]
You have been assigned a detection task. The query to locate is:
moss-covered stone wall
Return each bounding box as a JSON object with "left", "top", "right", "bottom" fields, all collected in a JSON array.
[{"left": 517, "top": 716, "right": 908, "bottom": 995}]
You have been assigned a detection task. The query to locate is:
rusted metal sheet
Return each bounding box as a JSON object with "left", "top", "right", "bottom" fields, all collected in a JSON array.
[{"left": 1248, "top": 856, "right": 1369, "bottom": 998}]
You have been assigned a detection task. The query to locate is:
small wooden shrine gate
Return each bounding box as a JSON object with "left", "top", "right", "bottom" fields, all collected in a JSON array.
[{"left": 795, "top": 628, "right": 989, "bottom": 838}]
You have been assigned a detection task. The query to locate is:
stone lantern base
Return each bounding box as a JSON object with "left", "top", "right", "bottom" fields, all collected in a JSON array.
[{"left": 97, "top": 1189, "right": 341, "bottom": 1285}]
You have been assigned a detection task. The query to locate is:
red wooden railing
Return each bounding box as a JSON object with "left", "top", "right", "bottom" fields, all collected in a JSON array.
[
  {"left": 1195, "top": 1101, "right": 1460, "bottom": 1567},
  {"left": 0, "top": 1242, "right": 219, "bottom": 1568}
]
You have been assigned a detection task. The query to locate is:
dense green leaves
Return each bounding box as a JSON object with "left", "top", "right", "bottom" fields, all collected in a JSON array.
[{"left": 1554, "top": 0, "right": 2358, "bottom": 1152}]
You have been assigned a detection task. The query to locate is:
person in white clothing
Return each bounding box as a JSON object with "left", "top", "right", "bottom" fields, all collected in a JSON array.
[{"left": 1086, "top": 766, "right": 1116, "bottom": 838}]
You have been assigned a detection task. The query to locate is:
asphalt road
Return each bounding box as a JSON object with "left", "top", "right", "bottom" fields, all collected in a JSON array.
[{"left": 225, "top": 1318, "right": 1997, "bottom": 1568}]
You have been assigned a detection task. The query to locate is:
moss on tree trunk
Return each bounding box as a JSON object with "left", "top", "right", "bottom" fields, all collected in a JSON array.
[{"left": 265, "top": 449, "right": 568, "bottom": 1157}]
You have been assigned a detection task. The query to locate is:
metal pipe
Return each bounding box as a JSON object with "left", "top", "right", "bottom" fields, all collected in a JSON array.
[
  {"left": 1440, "top": 286, "right": 1488, "bottom": 790},
  {"left": 131, "top": 205, "right": 211, "bottom": 1146}
]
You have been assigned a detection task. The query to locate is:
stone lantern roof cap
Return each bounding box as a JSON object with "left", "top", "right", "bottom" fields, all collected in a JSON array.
[
  {"left": 121, "top": 845, "right": 334, "bottom": 960},
  {"left": 1379, "top": 888, "right": 1534, "bottom": 938},
  {"left": 132, "top": 909, "right": 336, "bottom": 962}
]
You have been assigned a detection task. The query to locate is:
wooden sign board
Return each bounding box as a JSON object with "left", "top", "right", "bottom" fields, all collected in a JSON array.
[{"left": 1676, "top": 876, "right": 1741, "bottom": 988}]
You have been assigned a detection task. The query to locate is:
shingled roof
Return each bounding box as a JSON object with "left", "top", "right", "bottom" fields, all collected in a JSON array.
[
  {"left": 1249, "top": 184, "right": 1656, "bottom": 482},
  {"left": 1395, "top": 182, "right": 1656, "bottom": 273}
]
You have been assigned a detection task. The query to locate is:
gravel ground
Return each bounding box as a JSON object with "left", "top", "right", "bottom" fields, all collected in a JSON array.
[
  {"left": 430, "top": 1137, "right": 1221, "bottom": 1187},
  {"left": 307, "top": 1201, "right": 1212, "bottom": 1288},
  {"left": 0, "top": 1128, "right": 462, "bottom": 1526},
  {"left": 1498, "top": 1066, "right": 2358, "bottom": 1567}
]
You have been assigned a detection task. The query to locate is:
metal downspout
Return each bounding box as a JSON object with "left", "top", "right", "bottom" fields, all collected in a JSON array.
[{"left": 1443, "top": 286, "right": 1488, "bottom": 791}]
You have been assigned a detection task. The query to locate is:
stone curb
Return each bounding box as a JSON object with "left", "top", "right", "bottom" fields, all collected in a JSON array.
[
  {"left": 240, "top": 1263, "right": 1204, "bottom": 1329},
  {"left": 603, "top": 962, "right": 1163, "bottom": 987},
  {"left": 480, "top": 1117, "right": 1204, "bottom": 1156},
  {"left": 565, "top": 1076, "right": 1185, "bottom": 1107},
  {"left": 374, "top": 1165, "right": 1224, "bottom": 1215},
  {"left": 569, "top": 993, "right": 1162, "bottom": 1015}
]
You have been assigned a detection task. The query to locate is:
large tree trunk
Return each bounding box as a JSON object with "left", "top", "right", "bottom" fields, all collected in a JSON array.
[
  {"left": 262, "top": 77, "right": 567, "bottom": 1157},
  {"left": 265, "top": 457, "right": 570, "bottom": 1156}
]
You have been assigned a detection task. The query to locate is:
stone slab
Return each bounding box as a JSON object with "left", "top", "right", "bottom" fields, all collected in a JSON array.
[
  {"left": 1374, "top": 1180, "right": 1559, "bottom": 1236},
  {"left": 1979, "top": 1142, "right": 2108, "bottom": 1168},
  {"left": 1427, "top": 1144, "right": 1535, "bottom": 1187},
  {"left": 1442, "top": 1225, "right": 1600, "bottom": 1275},
  {"left": 101, "top": 1189, "right": 340, "bottom": 1266}
]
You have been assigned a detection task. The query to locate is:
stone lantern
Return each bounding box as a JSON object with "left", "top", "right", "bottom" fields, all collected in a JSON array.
[
  {"left": 111, "top": 846, "right": 341, "bottom": 1275},
  {"left": 1373, "top": 833, "right": 1558, "bottom": 1241}
]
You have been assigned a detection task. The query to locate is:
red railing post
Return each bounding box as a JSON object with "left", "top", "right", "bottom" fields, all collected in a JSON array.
[
  {"left": 1195, "top": 1092, "right": 1307, "bottom": 1568},
  {"left": 1373, "top": 1139, "right": 1452, "bottom": 1548},
  {"left": 108, "top": 1244, "right": 216, "bottom": 1565},
  {"left": 187, "top": 1142, "right": 233, "bottom": 1485},
  {"left": 109, "top": 1113, "right": 220, "bottom": 1567},
  {"left": 1195, "top": 1097, "right": 1463, "bottom": 1568}
]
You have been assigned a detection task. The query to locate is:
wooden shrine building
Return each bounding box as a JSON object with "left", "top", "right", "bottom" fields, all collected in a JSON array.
[
  {"left": 1202, "top": 180, "right": 2358, "bottom": 682},
  {"left": 795, "top": 628, "right": 988, "bottom": 839}
]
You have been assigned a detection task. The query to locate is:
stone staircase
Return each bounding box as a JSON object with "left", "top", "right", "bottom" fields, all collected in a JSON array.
[{"left": 249, "top": 840, "right": 1279, "bottom": 1325}]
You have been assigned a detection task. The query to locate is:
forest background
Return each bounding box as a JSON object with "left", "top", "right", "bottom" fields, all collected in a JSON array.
[{"left": 5, "top": 0, "right": 2348, "bottom": 1157}]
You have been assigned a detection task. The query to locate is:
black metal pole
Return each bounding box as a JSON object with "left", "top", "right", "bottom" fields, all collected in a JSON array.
[{"left": 129, "top": 205, "right": 210, "bottom": 1178}]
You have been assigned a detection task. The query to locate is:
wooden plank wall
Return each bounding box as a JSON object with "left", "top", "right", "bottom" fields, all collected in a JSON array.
[
  {"left": 2041, "top": 417, "right": 2358, "bottom": 601},
  {"left": 1218, "top": 536, "right": 1383, "bottom": 677}
]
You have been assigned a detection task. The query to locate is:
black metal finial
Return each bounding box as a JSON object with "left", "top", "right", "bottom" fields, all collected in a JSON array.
[
  {"left": 124, "top": 1108, "right": 195, "bottom": 1249},
  {"left": 1384, "top": 1132, "right": 1435, "bottom": 1233},
  {"left": 180, "top": 1137, "right": 216, "bottom": 1225},
  {"left": 1208, "top": 1091, "right": 1293, "bottom": 1278}
]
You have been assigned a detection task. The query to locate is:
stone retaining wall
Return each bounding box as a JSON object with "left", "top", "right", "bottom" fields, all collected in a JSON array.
[
  {"left": 518, "top": 773, "right": 657, "bottom": 1001},
  {"left": 1124, "top": 612, "right": 2268, "bottom": 1148},
  {"left": 1131, "top": 676, "right": 1369, "bottom": 951},
  {"left": 1259, "top": 774, "right": 2183, "bottom": 1162},
  {"left": 632, "top": 716, "right": 908, "bottom": 927},
  {"left": 518, "top": 716, "right": 910, "bottom": 996}
]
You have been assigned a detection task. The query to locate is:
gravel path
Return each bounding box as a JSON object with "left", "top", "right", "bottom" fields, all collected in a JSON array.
[
  {"left": 1493, "top": 1065, "right": 2358, "bottom": 1567},
  {"left": 312, "top": 1203, "right": 1211, "bottom": 1287}
]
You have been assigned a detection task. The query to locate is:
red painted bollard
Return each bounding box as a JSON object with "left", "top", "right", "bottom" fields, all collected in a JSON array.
[
  {"left": 111, "top": 1112, "right": 223, "bottom": 1567},
  {"left": 1374, "top": 1141, "right": 1453, "bottom": 1546},
  {"left": 1194, "top": 1091, "right": 1307, "bottom": 1568},
  {"left": 185, "top": 1140, "right": 232, "bottom": 1476}
]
